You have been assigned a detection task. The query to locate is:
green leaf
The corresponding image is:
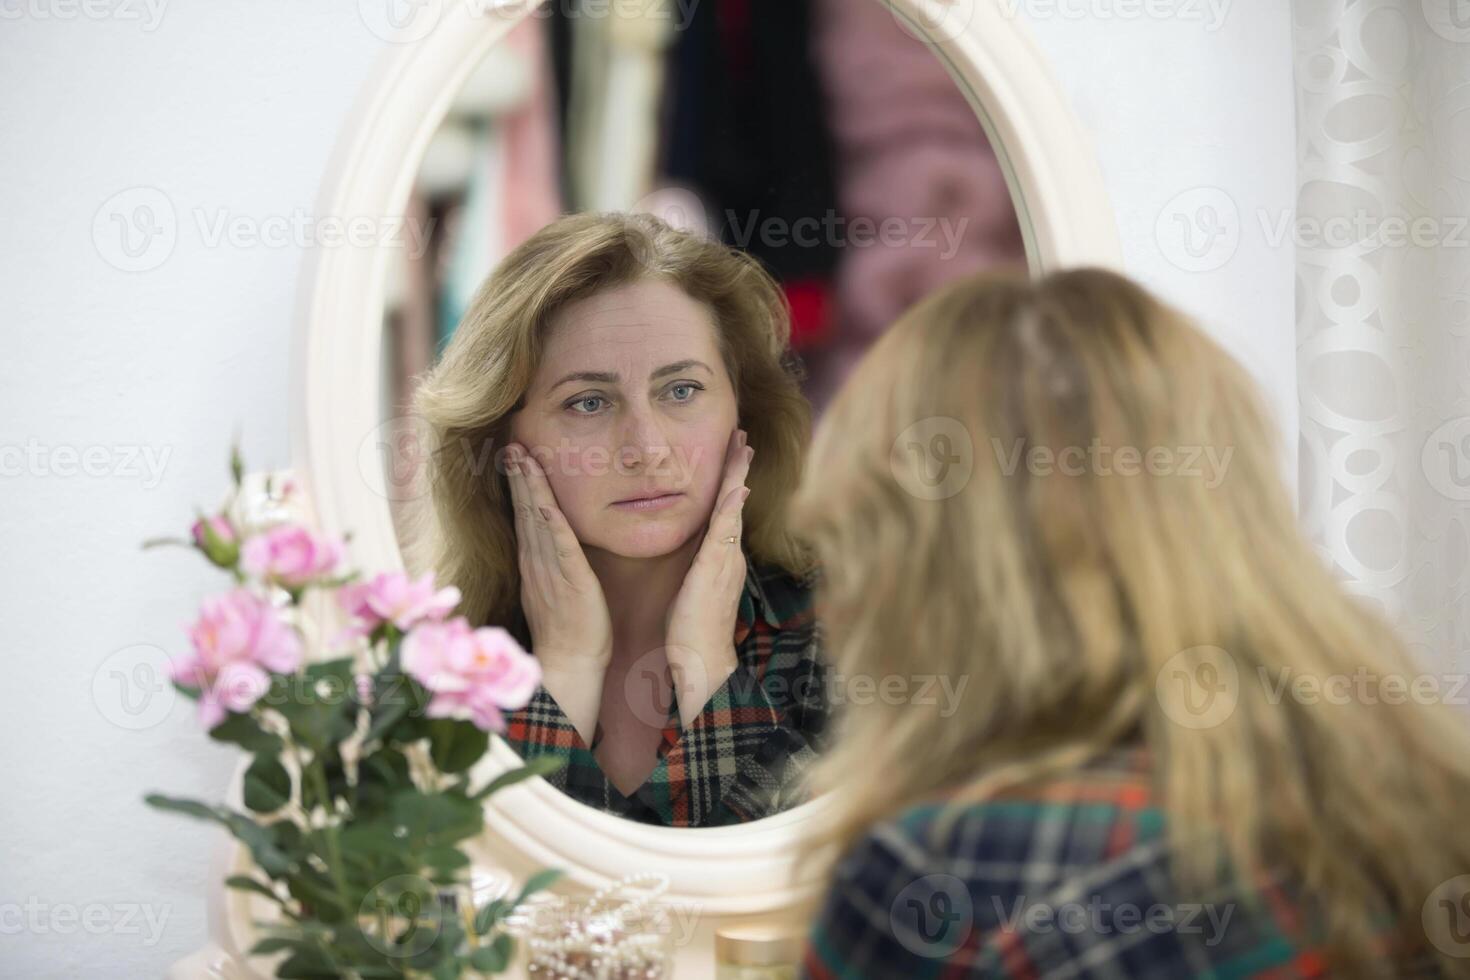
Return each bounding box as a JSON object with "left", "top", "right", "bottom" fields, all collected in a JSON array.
[
  {"left": 274, "top": 947, "right": 339, "bottom": 979},
  {"left": 473, "top": 898, "right": 507, "bottom": 935},
  {"left": 470, "top": 754, "right": 567, "bottom": 802},
  {"left": 243, "top": 756, "right": 292, "bottom": 813},
  {"left": 245, "top": 935, "right": 301, "bottom": 955},
  {"left": 427, "top": 718, "right": 488, "bottom": 775},
  {"left": 422, "top": 846, "right": 470, "bottom": 873},
  {"left": 387, "top": 789, "right": 483, "bottom": 849},
  {"left": 225, "top": 875, "right": 282, "bottom": 904},
  {"left": 468, "top": 933, "right": 513, "bottom": 971},
  {"left": 510, "top": 868, "right": 564, "bottom": 910},
  {"left": 144, "top": 794, "right": 218, "bottom": 821},
  {"left": 171, "top": 678, "right": 202, "bottom": 702},
  {"left": 284, "top": 866, "right": 346, "bottom": 924},
  {"left": 269, "top": 658, "right": 357, "bottom": 753},
  {"left": 209, "top": 712, "right": 282, "bottom": 754}
]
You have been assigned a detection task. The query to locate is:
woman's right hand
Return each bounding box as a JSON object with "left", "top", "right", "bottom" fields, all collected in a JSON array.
[{"left": 504, "top": 443, "right": 614, "bottom": 677}]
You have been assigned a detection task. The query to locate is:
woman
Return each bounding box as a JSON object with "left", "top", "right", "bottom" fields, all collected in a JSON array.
[
  {"left": 403, "top": 211, "right": 828, "bottom": 828},
  {"left": 789, "top": 266, "right": 1470, "bottom": 977}
]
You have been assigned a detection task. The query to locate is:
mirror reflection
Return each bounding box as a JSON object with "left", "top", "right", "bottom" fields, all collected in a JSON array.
[{"left": 377, "top": 0, "right": 1028, "bottom": 827}]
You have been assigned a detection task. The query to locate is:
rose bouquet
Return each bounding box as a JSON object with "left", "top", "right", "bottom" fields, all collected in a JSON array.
[{"left": 144, "top": 445, "right": 566, "bottom": 978}]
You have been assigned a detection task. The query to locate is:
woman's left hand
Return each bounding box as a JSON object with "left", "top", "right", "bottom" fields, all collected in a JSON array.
[{"left": 664, "top": 427, "right": 754, "bottom": 728}]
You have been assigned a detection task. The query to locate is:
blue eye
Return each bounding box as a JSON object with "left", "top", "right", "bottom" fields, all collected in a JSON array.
[
  {"left": 667, "top": 382, "right": 703, "bottom": 402},
  {"left": 567, "top": 395, "right": 605, "bottom": 415}
]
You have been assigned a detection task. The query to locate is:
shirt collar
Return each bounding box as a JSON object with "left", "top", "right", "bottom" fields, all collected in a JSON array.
[{"left": 735, "top": 546, "right": 791, "bottom": 647}]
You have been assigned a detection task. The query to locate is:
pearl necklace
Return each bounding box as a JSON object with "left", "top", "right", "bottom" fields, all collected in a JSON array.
[{"left": 521, "top": 871, "right": 674, "bottom": 979}]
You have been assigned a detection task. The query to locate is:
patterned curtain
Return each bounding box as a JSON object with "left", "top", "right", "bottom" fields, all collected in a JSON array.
[{"left": 1293, "top": 0, "right": 1470, "bottom": 676}]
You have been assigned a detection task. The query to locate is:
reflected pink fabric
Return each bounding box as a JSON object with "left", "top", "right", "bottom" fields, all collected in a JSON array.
[
  {"left": 501, "top": 17, "right": 563, "bottom": 252},
  {"left": 806, "top": 0, "right": 1027, "bottom": 412}
]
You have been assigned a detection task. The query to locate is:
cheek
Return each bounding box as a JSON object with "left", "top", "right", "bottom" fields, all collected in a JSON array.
[{"left": 679, "top": 432, "right": 733, "bottom": 501}]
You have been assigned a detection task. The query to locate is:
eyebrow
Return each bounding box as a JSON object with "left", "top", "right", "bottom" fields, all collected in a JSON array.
[{"left": 548, "top": 359, "right": 714, "bottom": 393}]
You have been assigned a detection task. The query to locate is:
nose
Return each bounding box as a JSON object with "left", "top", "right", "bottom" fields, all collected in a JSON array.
[{"left": 615, "top": 399, "right": 673, "bottom": 475}]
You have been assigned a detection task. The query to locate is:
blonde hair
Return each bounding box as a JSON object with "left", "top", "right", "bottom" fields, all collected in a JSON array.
[
  {"left": 401, "top": 210, "right": 816, "bottom": 641},
  {"left": 787, "top": 265, "right": 1470, "bottom": 976}
]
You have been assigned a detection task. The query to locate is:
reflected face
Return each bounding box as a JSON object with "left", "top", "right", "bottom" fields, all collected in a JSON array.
[{"left": 508, "top": 278, "right": 739, "bottom": 558}]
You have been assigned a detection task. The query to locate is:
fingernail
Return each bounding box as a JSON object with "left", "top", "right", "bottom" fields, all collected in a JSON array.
[{"left": 738, "top": 487, "right": 751, "bottom": 503}]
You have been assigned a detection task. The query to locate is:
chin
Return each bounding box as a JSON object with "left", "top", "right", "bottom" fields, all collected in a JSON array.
[{"left": 596, "top": 518, "right": 698, "bottom": 559}]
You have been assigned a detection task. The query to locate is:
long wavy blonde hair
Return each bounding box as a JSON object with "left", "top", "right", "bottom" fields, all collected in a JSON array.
[
  {"left": 787, "top": 265, "right": 1470, "bottom": 975},
  {"left": 400, "top": 211, "right": 816, "bottom": 643}
]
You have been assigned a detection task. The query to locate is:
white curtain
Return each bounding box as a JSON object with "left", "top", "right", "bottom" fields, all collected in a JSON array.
[{"left": 1293, "top": 0, "right": 1470, "bottom": 677}]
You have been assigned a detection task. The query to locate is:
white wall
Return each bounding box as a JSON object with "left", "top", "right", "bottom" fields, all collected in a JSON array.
[{"left": 0, "top": 2, "right": 1296, "bottom": 976}]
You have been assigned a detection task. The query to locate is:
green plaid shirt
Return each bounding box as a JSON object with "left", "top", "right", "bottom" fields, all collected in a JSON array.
[
  {"left": 801, "top": 744, "right": 1442, "bottom": 978},
  {"left": 501, "top": 550, "right": 828, "bottom": 828}
]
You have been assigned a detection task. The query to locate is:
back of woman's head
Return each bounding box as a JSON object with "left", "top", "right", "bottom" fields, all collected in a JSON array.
[{"left": 789, "top": 264, "right": 1470, "bottom": 976}]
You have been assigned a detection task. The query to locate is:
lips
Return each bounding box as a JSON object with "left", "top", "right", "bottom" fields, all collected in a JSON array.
[{"left": 613, "top": 491, "right": 681, "bottom": 504}]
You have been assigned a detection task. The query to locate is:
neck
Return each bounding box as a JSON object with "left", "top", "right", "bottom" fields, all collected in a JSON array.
[{"left": 584, "top": 533, "right": 703, "bottom": 661}]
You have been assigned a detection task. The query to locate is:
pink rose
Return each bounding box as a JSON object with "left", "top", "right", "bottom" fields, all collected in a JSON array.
[
  {"left": 190, "top": 514, "right": 240, "bottom": 568},
  {"left": 171, "top": 588, "right": 303, "bottom": 729},
  {"left": 400, "top": 618, "right": 541, "bottom": 732},
  {"left": 334, "top": 570, "right": 461, "bottom": 643},
  {"left": 241, "top": 523, "right": 346, "bottom": 589}
]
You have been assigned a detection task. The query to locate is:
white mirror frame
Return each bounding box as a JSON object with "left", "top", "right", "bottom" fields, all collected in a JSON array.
[{"left": 171, "top": 1, "right": 1123, "bottom": 975}]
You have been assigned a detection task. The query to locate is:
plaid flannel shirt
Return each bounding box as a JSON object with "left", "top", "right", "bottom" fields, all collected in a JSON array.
[
  {"left": 802, "top": 744, "right": 1441, "bottom": 979},
  {"left": 500, "top": 549, "right": 827, "bottom": 828}
]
